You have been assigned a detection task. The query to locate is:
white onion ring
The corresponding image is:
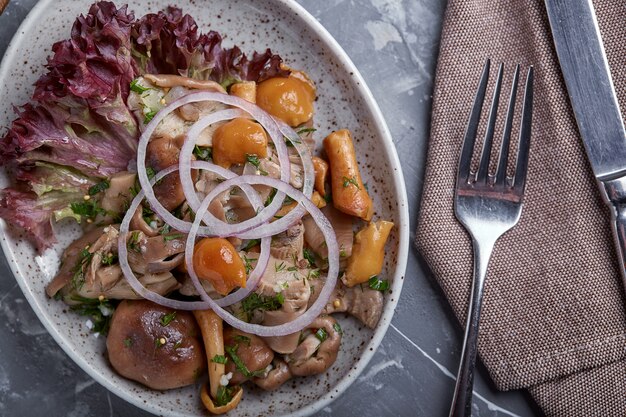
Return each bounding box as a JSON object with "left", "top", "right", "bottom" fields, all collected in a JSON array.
[
  {"left": 182, "top": 174, "right": 338, "bottom": 337},
  {"left": 118, "top": 161, "right": 271, "bottom": 308},
  {"left": 178, "top": 114, "right": 315, "bottom": 239},
  {"left": 137, "top": 91, "right": 293, "bottom": 235}
]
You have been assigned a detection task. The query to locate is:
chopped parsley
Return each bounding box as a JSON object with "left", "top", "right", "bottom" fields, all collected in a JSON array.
[
  {"left": 146, "top": 166, "right": 157, "bottom": 181},
  {"left": 159, "top": 223, "right": 172, "bottom": 235},
  {"left": 243, "top": 255, "right": 256, "bottom": 275},
  {"left": 101, "top": 252, "right": 117, "bottom": 266},
  {"left": 211, "top": 354, "right": 228, "bottom": 364},
  {"left": 71, "top": 248, "right": 93, "bottom": 290},
  {"left": 88, "top": 180, "right": 110, "bottom": 196},
  {"left": 123, "top": 337, "right": 133, "bottom": 347},
  {"left": 234, "top": 335, "right": 251, "bottom": 346},
  {"left": 245, "top": 154, "right": 268, "bottom": 175},
  {"left": 315, "top": 328, "right": 328, "bottom": 343},
  {"left": 264, "top": 188, "right": 278, "bottom": 206},
  {"left": 162, "top": 233, "right": 184, "bottom": 242},
  {"left": 69, "top": 295, "right": 115, "bottom": 335},
  {"left": 143, "top": 109, "right": 158, "bottom": 124},
  {"left": 128, "top": 231, "right": 142, "bottom": 253},
  {"left": 275, "top": 262, "right": 286, "bottom": 272},
  {"left": 342, "top": 176, "right": 360, "bottom": 189},
  {"left": 333, "top": 322, "right": 343, "bottom": 335},
  {"left": 173, "top": 340, "right": 183, "bottom": 349},
  {"left": 160, "top": 311, "right": 177, "bottom": 326},
  {"left": 296, "top": 127, "right": 317, "bottom": 135},
  {"left": 193, "top": 145, "right": 212, "bottom": 161},
  {"left": 70, "top": 200, "right": 105, "bottom": 220},
  {"left": 303, "top": 248, "right": 317, "bottom": 267},
  {"left": 225, "top": 344, "right": 265, "bottom": 378},
  {"left": 130, "top": 78, "right": 151, "bottom": 94},
  {"left": 215, "top": 385, "right": 236, "bottom": 407},
  {"left": 240, "top": 293, "right": 284, "bottom": 321},
  {"left": 368, "top": 275, "right": 390, "bottom": 292},
  {"left": 241, "top": 239, "right": 261, "bottom": 251}
]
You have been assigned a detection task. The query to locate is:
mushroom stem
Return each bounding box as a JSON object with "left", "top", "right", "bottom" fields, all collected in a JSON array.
[{"left": 193, "top": 309, "right": 225, "bottom": 399}]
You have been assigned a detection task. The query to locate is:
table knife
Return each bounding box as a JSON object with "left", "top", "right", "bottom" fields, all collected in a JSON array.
[{"left": 545, "top": 0, "right": 626, "bottom": 288}]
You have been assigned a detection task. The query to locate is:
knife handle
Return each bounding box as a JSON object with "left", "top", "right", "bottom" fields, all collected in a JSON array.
[{"left": 600, "top": 176, "right": 626, "bottom": 289}]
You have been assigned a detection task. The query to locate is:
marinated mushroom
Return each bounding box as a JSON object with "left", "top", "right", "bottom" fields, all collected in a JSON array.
[
  {"left": 193, "top": 237, "right": 247, "bottom": 296},
  {"left": 106, "top": 300, "right": 205, "bottom": 390},
  {"left": 287, "top": 315, "right": 342, "bottom": 376},
  {"left": 343, "top": 220, "right": 394, "bottom": 287},
  {"left": 144, "top": 73, "right": 226, "bottom": 93},
  {"left": 311, "top": 156, "right": 329, "bottom": 197},
  {"left": 146, "top": 134, "right": 198, "bottom": 211},
  {"left": 253, "top": 359, "right": 292, "bottom": 391},
  {"left": 224, "top": 328, "right": 274, "bottom": 385},
  {"left": 229, "top": 81, "right": 256, "bottom": 103},
  {"left": 323, "top": 129, "right": 373, "bottom": 221},
  {"left": 324, "top": 282, "right": 383, "bottom": 328},
  {"left": 256, "top": 74, "right": 316, "bottom": 127},
  {"left": 212, "top": 118, "right": 269, "bottom": 169}
]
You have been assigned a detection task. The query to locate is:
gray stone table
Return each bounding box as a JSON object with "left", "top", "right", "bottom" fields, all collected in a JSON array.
[{"left": 0, "top": 0, "right": 542, "bottom": 416}]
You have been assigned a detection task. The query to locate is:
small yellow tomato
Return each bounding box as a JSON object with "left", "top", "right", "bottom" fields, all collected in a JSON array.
[{"left": 193, "top": 238, "right": 247, "bottom": 296}]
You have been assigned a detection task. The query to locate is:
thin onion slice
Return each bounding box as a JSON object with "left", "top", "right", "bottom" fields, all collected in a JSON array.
[
  {"left": 118, "top": 161, "right": 270, "bottom": 309},
  {"left": 178, "top": 111, "right": 314, "bottom": 239},
  {"left": 183, "top": 174, "right": 339, "bottom": 337},
  {"left": 137, "top": 91, "right": 292, "bottom": 235}
]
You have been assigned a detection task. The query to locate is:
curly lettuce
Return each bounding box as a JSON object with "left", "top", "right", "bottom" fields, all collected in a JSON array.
[{"left": 0, "top": 1, "right": 289, "bottom": 251}]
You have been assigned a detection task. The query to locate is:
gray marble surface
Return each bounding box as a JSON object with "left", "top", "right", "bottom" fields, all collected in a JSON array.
[{"left": 0, "top": 0, "right": 542, "bottom": 416}]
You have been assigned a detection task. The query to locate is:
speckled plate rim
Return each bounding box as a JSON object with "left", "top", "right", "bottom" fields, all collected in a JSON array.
[{"left": 0, "top": 0, "right": 410, "bottom": 416}]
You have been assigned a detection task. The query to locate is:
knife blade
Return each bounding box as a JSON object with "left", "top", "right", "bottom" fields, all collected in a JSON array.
[{"left": 546, "top": 0, "right": 626, "bottom": 286}]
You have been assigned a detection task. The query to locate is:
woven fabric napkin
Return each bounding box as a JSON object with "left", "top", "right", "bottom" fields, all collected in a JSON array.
[{"left": 415, "top": 0, "right": 626, "bottom": 415}]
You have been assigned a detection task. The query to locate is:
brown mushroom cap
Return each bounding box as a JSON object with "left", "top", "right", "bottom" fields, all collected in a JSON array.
[
  {"left": 224, "top": 328, "right": 274, "bottom": 385},
  {"left": 106, "top": 300, "right": 206, "bottom": 390}
]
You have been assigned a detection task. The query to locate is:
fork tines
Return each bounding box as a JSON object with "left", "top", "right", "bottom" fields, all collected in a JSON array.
[{"left": 456, "top": 60, "right": 534, "bottom": 194}]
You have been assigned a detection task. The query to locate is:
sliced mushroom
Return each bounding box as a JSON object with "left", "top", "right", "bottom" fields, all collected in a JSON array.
[
  {"left": 253, "top": 359, "right": 292, "bottom": 391},
  {"left": 130, "top": 204, "right": 159, "bottom": 237},
  {"left": 270, "top": 220, "right": 305, "bottom": 262},
  {"left": 106, "top": 300, "right": 206, "bottom": 390},
  {"left": 100, "top": 171, "right": 136, "bottom": 214},
  {"left": 144, "top": 74, "right": 226, "bottom": 92},
  {"left": 255, "top": 256, "right": 312, "bottom": 354},
  {"left": 303, "top": 205, "right": 354, "bottom": 260},
  {"left": 287, "top": 315, "right": 341, "bottom": 376},
  {"left": 323, "top": 282, "right": 383, "bottom": 329}
]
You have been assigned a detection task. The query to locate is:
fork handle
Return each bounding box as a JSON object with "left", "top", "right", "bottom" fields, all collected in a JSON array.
[{"left": 449, "top": 237, "right": 496, "bottom": 417}]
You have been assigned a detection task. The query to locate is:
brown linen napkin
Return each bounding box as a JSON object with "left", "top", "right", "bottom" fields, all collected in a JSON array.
[{"left": 415, "top": 0, "right": 626, "bottom": 415}]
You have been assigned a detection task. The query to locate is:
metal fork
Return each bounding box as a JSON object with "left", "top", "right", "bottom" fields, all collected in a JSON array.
[{"left": 449, "top": 60, "right": 534, "bottom": 417}]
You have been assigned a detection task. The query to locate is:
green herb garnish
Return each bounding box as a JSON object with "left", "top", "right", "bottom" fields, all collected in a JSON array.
[
  {"left": 130, "top": 78, "right": 150, "bottom": 94},
  {"left": 342, "top": 176, "right": 360, "bottom": 189},
  {"left": 101, "top": 252, "right": 117, "bottom": 266},
  {"left": 160, "top": 311, "right": 177, "bottom": 326},
  {"left": 71, "top": 248, "right": 93, "bottom": 290},
  {"left": 70, "top": 200, "right": 105, "bottom": 220},
  {"left": 368, "top": 275, "right": 390, "bottom": 292},
  {"left": 193, "top": 145, "right": 212, "bottom": 161},
  {"left": 303, "top": 248, "right": 317, "bottom": 267},
  {"left": 69, "top": 295, "right": 115, "bottom": 335},
  {"left": 315, "top": 328, "right": 328, "bottom": 343},
  {"left": 241, "top": 239, "right": 261, "bottom": 251},
  {"left": 123, "top": 337, "right": 133, "bottom": 347},
  {"left": 296, "top": 127, "right": 316, "bottom": 135},
  {"left": 240, "top": 293, "right": 284, "bottom": 321},
  {"left": 211, "top": 354, "right": 228, "bottom": 364},
  {"left": 215, "top": 385, "right": 236, "bottom": 407},
  {"left": 88, "top": 180, "right": 110, "bottom": 196},
  {"left": 144, "top": 109, "right": 158, "bottom": 124},
  {"left": 163, "top": 233, "right": 184, "bottom": 242},
  {"left": 225, "top": 344, "right": 265, "bottom": 378},
  {"left": 333, "top": 322, "right": 343, "bottom": 335},
  {"left": 245, "top": 154, "right": 268, "bottom": 175},
  {"left": 234, "top": 335, "right": 251, "bottom": 346},
  {"left": 128, "top": 231, "right": 142, "bottom": 253}
]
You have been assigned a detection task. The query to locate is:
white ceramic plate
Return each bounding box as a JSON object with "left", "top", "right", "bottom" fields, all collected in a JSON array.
[{"left": 0, "top": 1, "right": 409, "bottom": 416}]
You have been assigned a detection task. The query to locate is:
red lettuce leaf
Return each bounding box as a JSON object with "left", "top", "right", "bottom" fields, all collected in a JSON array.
[{"left": 131, "top": 6, "right": 289, "bottom": 86}]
